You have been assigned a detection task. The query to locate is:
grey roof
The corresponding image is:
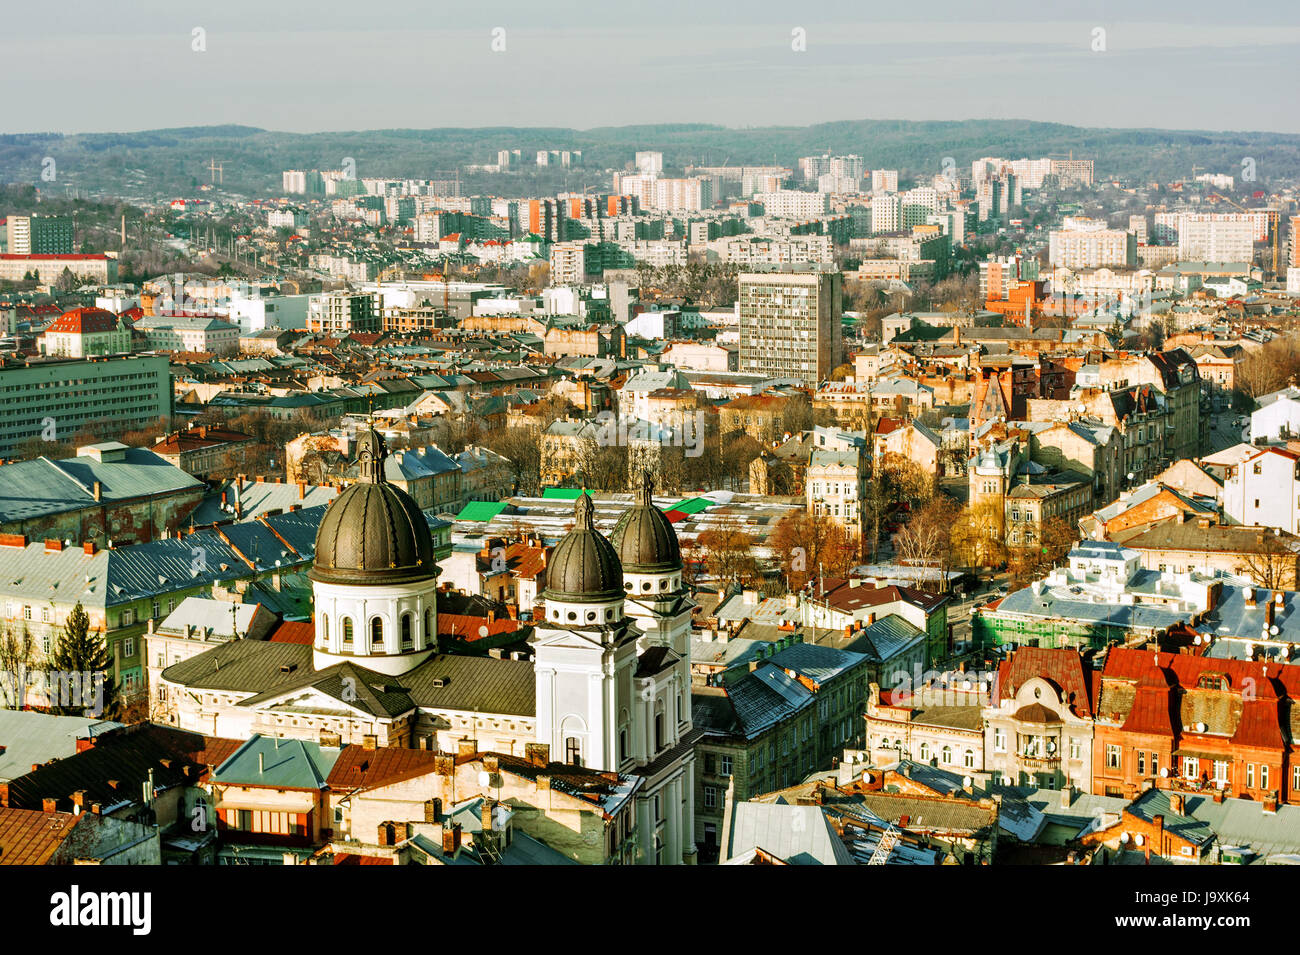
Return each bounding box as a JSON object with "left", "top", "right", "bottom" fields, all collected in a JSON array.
[
  {"left": 844, "top": 614, "right": 925, "bottom": 663},
  {"left": 162, "top": 641, "right": 536, "bottom": 718},
  {"left": 0, "top": 711, "right": 123, "bottom": 782},
  {"left": 188, "top": 480, "right": 340, "bottom": 525},
  {"left": 213, "top": 735, "right": 341, "bottom": 789},
  {"left": 723, "top": 802, "right": 857, "bottom": 865},
  {"left": 766, "top": 642, "right": 869, "bottom": 686},
  {"left": 0, "top": 450, "right": 203, "bottom": 525}
]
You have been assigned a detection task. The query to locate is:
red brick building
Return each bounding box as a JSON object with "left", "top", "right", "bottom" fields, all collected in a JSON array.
[{"left": 1092, "top": 648, "right": 1300, "bottom": 806}]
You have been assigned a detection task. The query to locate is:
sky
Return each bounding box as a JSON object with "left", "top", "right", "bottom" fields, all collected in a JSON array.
[{"left": 3, "top": 0, "right": 1299, "bottom": 135}]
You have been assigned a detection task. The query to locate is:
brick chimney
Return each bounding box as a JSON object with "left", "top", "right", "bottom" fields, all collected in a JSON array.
[
  {"left": 362, "top": 734, "right": 377, "bottom": 751},
  {"left": 377, "top": 822, "right": 395, "bottom": 847},
  {"left": 441, "top": 822, "right": 461, "bottom": 856},
  {"left": 42, "top": 797, "right": 58, "bottom": 813},
  {"left": 83, "top": 540, "right": 97, "bottom": 555},
  {"left": 423, "top": 798, "right": 442, "bottom": 824},
  {"left": 481, "top": 800, "right": 495, "bottom": 832}
]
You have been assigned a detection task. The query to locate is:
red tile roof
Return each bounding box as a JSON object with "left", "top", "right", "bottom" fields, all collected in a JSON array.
[
  {"left": 0, "top": 808, "right": 78, "bottom": 865},
  {"left": 43, "top": 307, "right": 121, "bottom": 335},
  {"left": 326, "top": 744, "right": 443, "bottom": 791},
  {"left": 439, "top": 614, "right": 520, "bottom": 642},
  {"left": 268, "top": 621, "right": 315, "bottom": 645},
  {"left": 997, "top": 646, "right": 1096, "bottom": 718}
]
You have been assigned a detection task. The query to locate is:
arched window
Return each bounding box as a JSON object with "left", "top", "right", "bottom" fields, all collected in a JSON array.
[
  {"left": 919, "top": 742, "right": 931, "bottom": 761},
  {"left": 605, "top": 608, "right": 614, "bottom": 620},
  {"left": 370, "top": 617, "right": 384, "bottom": 649},
  {"left": 567, "top": 611, "right": 577, "bottom": 621},
  {"left": 964, "top": 749, "right": 975, "bottom": 769},
  {"left": 659, "top": 579, "right": 668, "bottom": 590},
  {"left": 941, "top": 745, "right": 952, "bottom": 764},
  {"left": 642, "top": 581, "right": 651, "bottom": 591},
  {"left": 586, "top": 611, "right": 596, "bottom": 622},
  {"left": 341, "top": 617, "right": 353, "bottom": 647},
  {"left": 401, "top": 613, "right": 413, "bottom": 648},
  {"left": 565, "top": 736, "right": 582, "bottom": 767},
  {"left": 425, "top": 608, "right": 434, "bottom": 641},
  {"left": 318, "top": 615, "right": 329, "bottom": 647}
]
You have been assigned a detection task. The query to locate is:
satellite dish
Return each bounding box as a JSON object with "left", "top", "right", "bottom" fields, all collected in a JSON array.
[
  {"left": 478, "top": 625, "right": 489, "bottom": 638},
  {"left": 1160, "top": 768, "right": 1169, "bottom": 778},
  {"left": 477, "top": 771, "right": 491, "bottom": 787},
  {"left": 1120, "top": 832, "right": 1131, "bottom": 845},
  {"left": 962, "top": 776, "right": 973, "bottom": 789},
  {"left": 1196, "top": 722, "right": 1207, "bottom": 733},
  {"left": 1135, "top": 833, "right": 1146, "bottom": 847},
  {"left": 1193, "top": 635, "right": 1202, "bottom": 645},
  {"left": 1270, "top": 625, "right": 1279, "bottom": 635}
]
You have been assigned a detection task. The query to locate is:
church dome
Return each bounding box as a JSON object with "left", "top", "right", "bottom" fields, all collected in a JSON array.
[
  {"left": 309, "top": 429, "right": 436, "bottom": 586},
  {"left": 545, "top": 493, "right": 623, "bottom": 602},
  {"left": 610, "top": 472, "right": 681, "bottom": 574}
]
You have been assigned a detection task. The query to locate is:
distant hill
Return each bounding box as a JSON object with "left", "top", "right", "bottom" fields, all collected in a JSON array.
[{"left": 1, "top": 119, "right": 1295, "bottom": 199}]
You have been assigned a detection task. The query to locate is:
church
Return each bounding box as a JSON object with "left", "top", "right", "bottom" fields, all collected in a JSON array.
[{"left": 152, "top": 428, "right": 698, "bottom": 863}]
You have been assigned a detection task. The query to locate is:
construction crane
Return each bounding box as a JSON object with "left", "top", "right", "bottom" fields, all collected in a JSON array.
[
  {"left": 1211, "top": 192, "right": 1279, "bottom": 278},
  {"left": 206, "top": 158, "right": 226, "bottom": 185},
  {"left": 868, "top": 823, "right": 901, "bottom": 864}
]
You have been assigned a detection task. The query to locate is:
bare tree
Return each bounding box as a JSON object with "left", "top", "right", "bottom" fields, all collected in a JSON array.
[{"left": 0, "top": 621, "right": 37, "bottom": 709}]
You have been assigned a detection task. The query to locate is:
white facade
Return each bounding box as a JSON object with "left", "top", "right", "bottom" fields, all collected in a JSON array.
[
  {"left": 1222, "top": 448, "right": 1300, "bottom": 534},
  {"left": 312, "top": 577, "right": 439, "bottom": 677}
]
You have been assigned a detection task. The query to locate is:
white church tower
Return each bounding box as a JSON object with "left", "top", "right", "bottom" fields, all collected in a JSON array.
[{"left": 531, "top": 481, "right": 697, "bottom": 864}]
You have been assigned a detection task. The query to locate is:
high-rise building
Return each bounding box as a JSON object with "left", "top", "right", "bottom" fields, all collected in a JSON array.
[
  {"left": 1289, "top": 216, "right": 1300, "bottom": 269},
  {"left": 870, "top": 169, "right": 899, "bottom": 193},
  {"left": 5, "top": 215, "right": 73, "bottom": 255},
  {"left": 1176, "top": 214, "right": 1257, "bottom": 263},
  {"left": 755, "top": 190, "right": 829, "bottom": 219},
  {"left": 635, "top": 151, "right": 664, "bottom": 176},
  {"left": 1048, "top": 228, "right": 1136, "bottom": 269},
  {"left": 738, "top": 268, "right": 843, "bottom": 387},
  {"left": 308, "top": 292, "right": 380, "bottom": 335},
  {"left": 0, "top": 354, "right": 170, "bottom": 457}
]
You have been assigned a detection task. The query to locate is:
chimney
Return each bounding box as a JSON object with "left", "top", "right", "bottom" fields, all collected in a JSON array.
[
  {"left": 258, "top": 752, "right": 264, "bottom": 773},
  {"left": 42, "top": 797, "right": 58, "bottom": 813},
  {"left": 1245, "top": 588, "right": 1256, "bottom": 608},
  {"left": 1060, "top": 786, "right": 1073, "bottom": 808},
  {"left": 377, "top": 822, "right": 395, "bottom": 847},
  {"left": 44, "top": 538, "right": 62, "bottom": 552},
  {"left": 83, "top": 540, "right": 97, "bottom": 555},
  {"left": 93, "top": 481, "right": 102, "bottom": 502},
  {"left": 297, "top": 482, "right": 305, "bottom": 500},
  {"left": 423, "top": 797, "right": 442, "bottom": 823},
  {"left": 441, "top": 822, "right": 461, "bottom": 855},
  {"left": 362, "top": 734, "right": 377, "bottom": 750},
  {"left": 457, "top": 740, "right": 477, "bottom": 758},
  {"left": 481, "top": 800, "right": 495, "bottom": 832},
  {"left": 506, "top": 604, "right": 518, "bottom": 620},
  {"left": 1266, "top": 598, "right": 1275, "bottom": 627}
]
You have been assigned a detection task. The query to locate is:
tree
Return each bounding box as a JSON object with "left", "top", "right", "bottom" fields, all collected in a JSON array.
[
  {"left": 1236, "top": 533, "right": 1300, "bottom": 591},
  {"left": 893, "top": 496, "right": 960, "bottom": 591},
  {"left": 952, "top": 501, "right": 1007, "bottom": 570},
  {"left": 0, "top": 621, "right": 37, "bottom": 709},
  {"left": 769, "top": 510, "right": 857, "bottom": 591},
  {"left": 45, "top": 602, "right": 114, "bottom": 717},
  {"left": 697, "top": 517, "right": 760, "bottom": 588}
]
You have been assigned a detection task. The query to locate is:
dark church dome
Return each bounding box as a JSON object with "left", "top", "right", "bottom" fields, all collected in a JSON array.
[
  {"left": 610, "top": 471, "right": 681, "bottom": 574},
  {"left": 309, "top": 429, "right": 436, "bottom": 586},
  {"left": 545, "top": 493, "right": 623, "bottom": 602}
]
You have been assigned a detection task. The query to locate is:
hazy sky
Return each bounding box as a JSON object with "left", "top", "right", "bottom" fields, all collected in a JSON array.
[{"left": 4, "top": 0, "right": 1299, "bottom": 135}]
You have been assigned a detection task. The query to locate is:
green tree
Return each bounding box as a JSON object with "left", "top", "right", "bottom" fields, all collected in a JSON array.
[{"left": 46, "top": 602, "right": 114, "bottom": 717}]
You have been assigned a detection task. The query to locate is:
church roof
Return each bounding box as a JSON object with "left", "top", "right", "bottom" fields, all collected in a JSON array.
[
  {"left": 610, "top": 471, "right": 681, "bottom": 574},
  {"left": 309, "top": 428, "right": 437, "bottom": 586},
  {"left": 544, "top": 493, "right": 624, "bottom": 602}
]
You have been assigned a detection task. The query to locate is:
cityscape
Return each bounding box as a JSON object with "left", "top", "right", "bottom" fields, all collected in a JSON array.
[{"left": 0, "top": 6, "right": 1297, "bottom": 914}]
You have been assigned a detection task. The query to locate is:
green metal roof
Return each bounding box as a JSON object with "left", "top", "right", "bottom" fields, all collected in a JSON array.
[
  {"left": 213, "top": 735, "right": 341, "bottom": 789},
  {"left": 666, "top": 497, "right": 713, "bottom": 515},
  {"left": 456, "top": 501, "right": 508, "bottom": 522},
  {"left": 541, "top": 487, "right": 585, "bottom": 500}
]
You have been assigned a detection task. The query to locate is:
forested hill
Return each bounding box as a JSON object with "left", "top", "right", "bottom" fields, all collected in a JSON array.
[{"left": 2, "top": 119, "right": 1296, "bottom": 198}]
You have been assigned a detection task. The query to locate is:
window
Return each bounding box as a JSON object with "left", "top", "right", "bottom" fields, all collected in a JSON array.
[
  {"left": 319, "top": 615, "right": 329, "bottom": 646},
  {"left": 919, "top": 742, "right": 931, "bottom": 761},
  {"left": 1246, "top": 763, "right": 1255, "bottom": 788},
  {"left": 1213, "top": 760, "right": 1229, "bottom": 783},
  {"left": 719, "top": 756, "right": 733, "bottom": 777},
  {"left": 120, "top": 608, "right": 133, "bottom": 626},
  {"left": 941, "top": 746, "right": 952, "bottom": 765},
  {"left": 22, "top": 605, "right": 31, "bottom": 620},
  {"left": 1106, "top": 744, "right": 1121, "bottom": 770},
  {"left": 703, "top": 786, "right": 718, "bottom": 809},
  {"left": 994, "top": 728, "right": 1006, "bottom": 753},
  {"left": 565, "top": 736, "right": 582, "bottom": 767},
  {"left": 655, "top": 712, "right": 664, "bottom": 751},
  {"left": 964, "top": 750, "right": 975, "bottom": 769},
  {"left": 1069, "top": 738, "right": 1080, "bottom": 761},
  {"left": 1293, "top": 765, "right": 1300, "bottom": 792},
  {"left": 341, "top": 617, "right": 353, "bottom": 647},
  {"left": 424, "top": 608, "right": 434, "bottom": 640},
  {"left": 401, "top": 613, "right": 413, "bottom": 648},
  {"left": 41, "top": 606, "right": 50, "bottom": 623},
  {"left": 152, "top": 600, "right": 160, "bottom": 619},
  {"left": 1261, "top": 765, "right": 1270, "bottom": 791},
  {"left": 1151, "top": 753, "right": 1159, "bottom": 777},
  {"left": 123, "top": 637, "right": 135, "bottom": 658},
  {"left": 167, "top": 598, "right": 175, "bottom": 613},
  {"left": 1138, "top": 751, "right": 1146, "bottom": 776},
  {"left": 619, "top": 729, "right": 628, "bottom": 762}
]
